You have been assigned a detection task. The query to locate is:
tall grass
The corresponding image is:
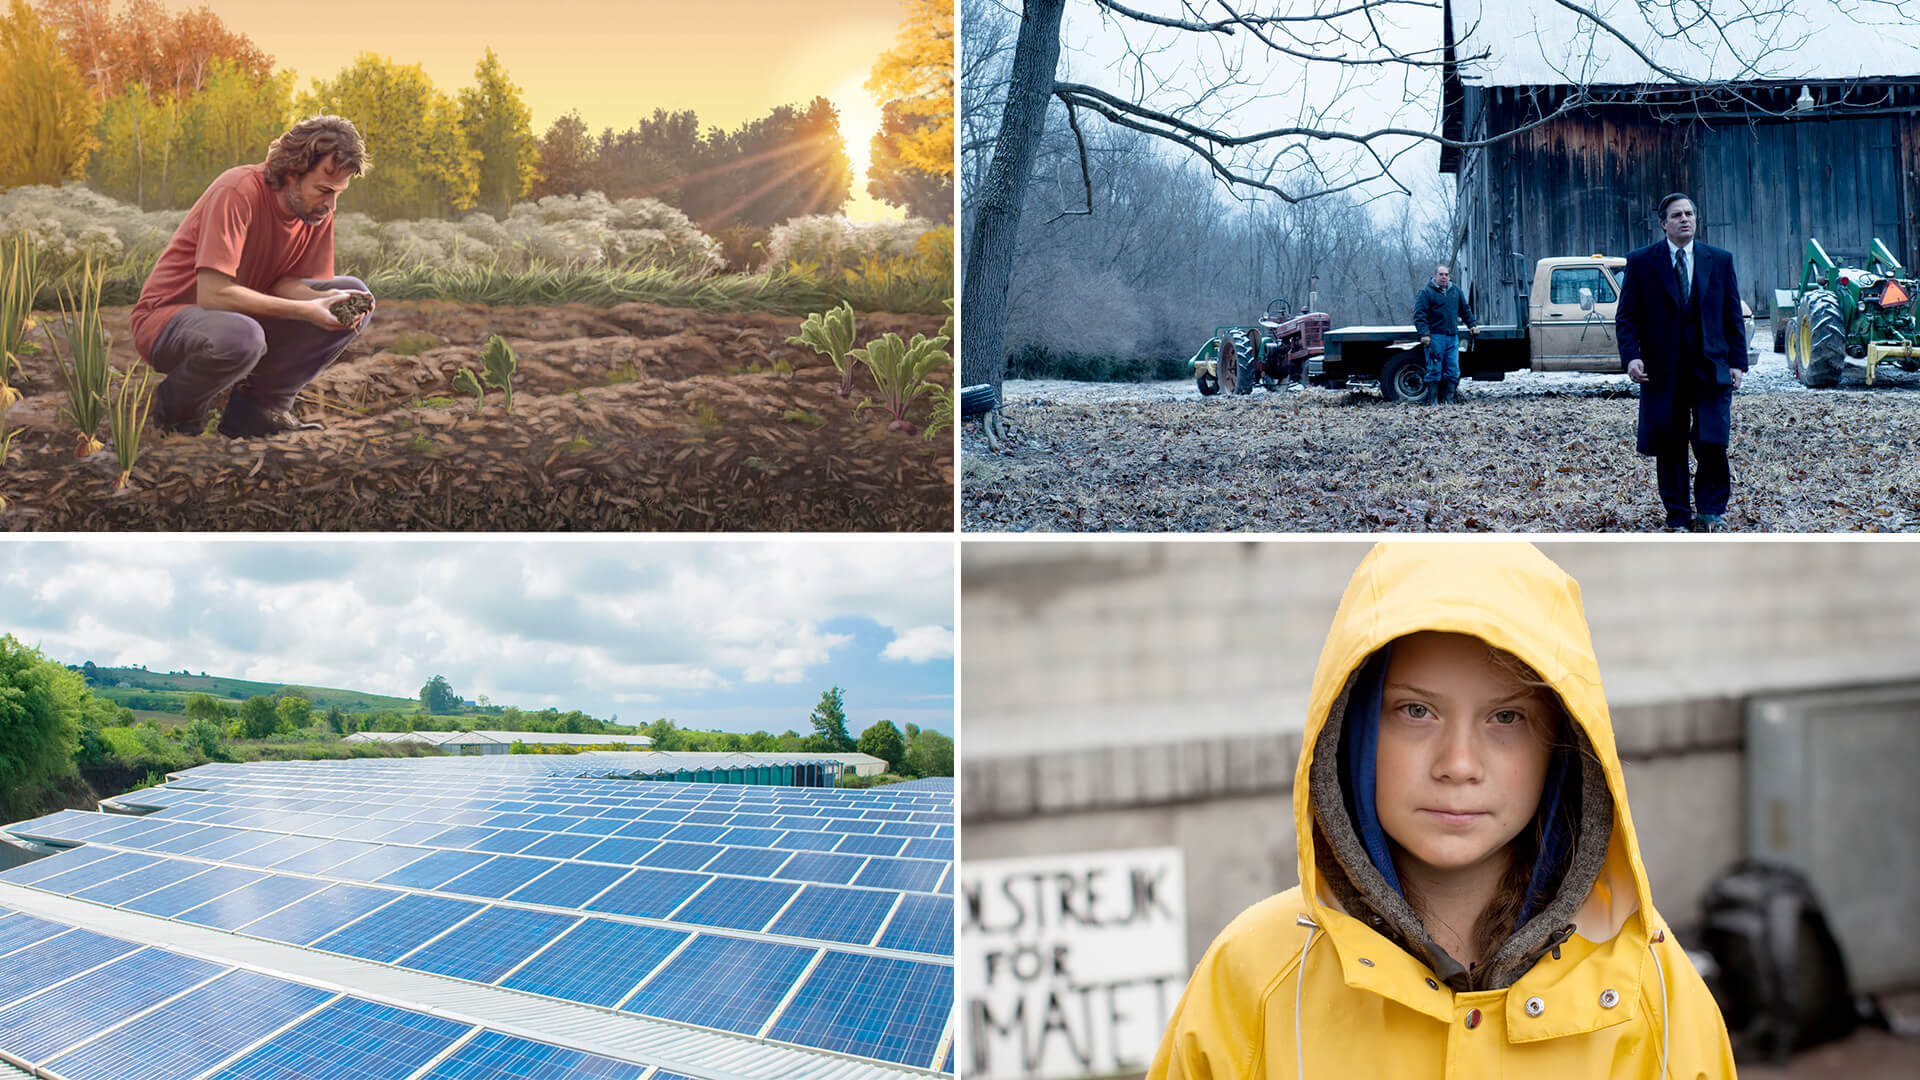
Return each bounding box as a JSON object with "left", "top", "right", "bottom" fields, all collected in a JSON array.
[
  {"left": 44, "top": 260, "right": 110, "bottom": 456},
  {"left": 0, "top": 234, "right": 39, "bottom": 401},
  {"left": 106, "top": 365, "right": 154, "bottom": 490}
]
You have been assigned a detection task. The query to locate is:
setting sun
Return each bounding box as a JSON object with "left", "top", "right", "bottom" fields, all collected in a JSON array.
[{"left": 832, "top": 69, "right": 901, "bottom": 223}]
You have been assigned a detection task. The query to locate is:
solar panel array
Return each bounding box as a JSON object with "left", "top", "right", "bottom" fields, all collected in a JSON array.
[{"left": 0, "top": 757, "right": 956, "bottom": 1079}]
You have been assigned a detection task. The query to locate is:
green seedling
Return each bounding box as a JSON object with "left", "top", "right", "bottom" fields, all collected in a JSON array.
[
  {"left": 788, "top": 301, "right": 858, "bottom": 397},
  {"left": 851, "top": 330, "right": 952, "bottom": 436},
  {"left": 105, "top": 365, "right": 154, "bottom": 490},
  {"left": 783, "top": 408, "right": 825, "bottom": 427},
  {"left": 690, "top": 401, "right": 721, "bottom": 430},
  {"left": 43, "top": 259, "right": 109, "bottom": 456},
  {"left": 452, "top": 368, "right": 485, "bottom": 409},
  {"left": 480, "top": 334, "right": 517, "bottom": 412},
  {"left": 389, "top": 329, "right": 439, "bottom": 356},
  {"left": 923, "top": 382, "right": 954, "bottom": 442},
  {"left": 1, "top": 233, "right": 41, "bottom": 403}
]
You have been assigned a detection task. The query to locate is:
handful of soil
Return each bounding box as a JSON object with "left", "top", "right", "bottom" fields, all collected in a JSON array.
[{"left": 330, "top": 292, "right": 374, "bottom": 324}]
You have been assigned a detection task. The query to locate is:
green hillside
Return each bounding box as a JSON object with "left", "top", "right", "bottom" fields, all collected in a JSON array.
[{"left": 85, "top": 666, "right": 419, "bottom": 713}]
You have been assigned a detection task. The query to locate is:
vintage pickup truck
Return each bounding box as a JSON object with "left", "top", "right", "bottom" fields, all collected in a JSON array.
[{"left": 1312, "top": 255, "right": 1758, "bottom": 402}]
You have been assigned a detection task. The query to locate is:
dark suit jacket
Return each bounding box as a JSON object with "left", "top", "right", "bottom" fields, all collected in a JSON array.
[{"left": 1616, "top": 240, "right": 1746, "bottom": 453}]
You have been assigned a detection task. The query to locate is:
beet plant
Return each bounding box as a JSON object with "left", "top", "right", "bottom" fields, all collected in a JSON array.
[
  {"left": 788, "top": 301, "right": 858, "bottom": 397},
  {"left": 480, "top": 334, "right": 517, "bottom": 412},
  {"left": 452, "top": 368, "right": 485, "bottom": 410},
  {"left": 43, "top": 259, "right": 109, "bottom": 456},
  {"left": 852, "top": 330, "right": 952, "bottom": 436}
]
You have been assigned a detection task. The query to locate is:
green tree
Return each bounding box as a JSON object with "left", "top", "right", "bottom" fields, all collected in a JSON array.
[
  {"left": 182, "top": 716, "right": 223, "bottom": 759},
  {"left": 457, "top": 47, "right": 538, "bottom": 217},
  {"left": 236, "top": 694, "right": 279, "bottom": 739},
  {"left": 418, "top": 674, "right": 457, "bottom": 714},
  {"left": 904, "top": 728, "right": 953, "bottom": 777},
  {"left": 857, "top": 719, "right": 906, "bottom": 775},
  {"left": 297, "top": 52, "right": 478, "bottom": 220},
  {"left": 0, "top": 0, "right": 98, "bottom": 188},
  {"left": 808, "top": 687, "right": 855, "bottom": 752},
  {"left": 184, "top": 691, "right": 228, "bottom": 723},
  {"left": 0, "top": 635, "right": 84, "bottom": 817},
  {"left": 275, "top": 694, "right": 311, "bottom": 732},
  {"left": 643, "top": 717, "right": 684, "bottom": 752},
  {"left": 324, "top": 704, "right": 346, "bottom": 734}
]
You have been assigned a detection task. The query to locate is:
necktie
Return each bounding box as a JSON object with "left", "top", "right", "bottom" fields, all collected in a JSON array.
[{"left": 1675, "top": 248, "right": 1690, "bottom": 306}]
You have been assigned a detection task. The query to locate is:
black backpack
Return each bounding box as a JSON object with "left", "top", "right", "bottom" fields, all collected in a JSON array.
[{"left": 1699, "top": 860, "right": 1861, "bottom": 1065}]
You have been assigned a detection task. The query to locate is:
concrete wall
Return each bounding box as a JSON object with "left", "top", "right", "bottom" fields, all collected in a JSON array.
[{"left": 962, "top": 541, "right": 1920, "bottom": 980}]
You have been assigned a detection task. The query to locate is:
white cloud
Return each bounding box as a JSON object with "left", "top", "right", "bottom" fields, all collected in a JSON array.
[{"left": 882, "top": 625, "right": 955, "bottom": 663}]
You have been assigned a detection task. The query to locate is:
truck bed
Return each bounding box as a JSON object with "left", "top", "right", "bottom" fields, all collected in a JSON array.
[{"left": 1323, "top": 324, "right": 1524, "bottom": 342}]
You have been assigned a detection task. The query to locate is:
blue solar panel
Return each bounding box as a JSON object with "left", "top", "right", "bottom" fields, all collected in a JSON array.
[
  {"left": 139, "top": 826, "right": 222, "bottom": 854},
  {"left": 0, "top": 930, "right": 143, "bottom": 1009},
  {"left": 312, "top": 892, "right": 484, "bottom": 963},
  {"left": 719, "top": 827, "right": 783, "bottom": 846},
  {"left": 268, "top": 838, "right": 382, "bottom": 874},
  {"left": 42, "top": 967, "right": 334, "bottom": 1080},
  {"left": 619, "top": 935, "right": 816, "bottom": 1034},
  {"left": 240, "top": 883, "right": 404, "bottom": 946},
  {"left": 637, "top": 841, "right": 722, "bottom": 871},
  {"left": 499, "top": 918, "right": 687, "bottom": 1007},
  {"left": 505, "top": 863, "right": 629, "bottom": 909},
  {"left": 481, "top": 812, "right": 542, "bottom": 829},
  {"left": 583, "top": 868, "right": 709, "bottom": 919},
  {"left": 81, "top": 817, "right": 179, "bottom": 845},
  {"left": 378, "top": 848, "right": 494, "bottom": 889},
  {"left": 610, "top": 819, "right": 675, "bottom": 840},
  {"left": 835, "top": 834, "right": 908, "bottom": 857},
  {"left": 202, "top": 997, "right": 472, "bottom": 1080},
  {"left": 821, "top": 817, "right": 883, "bottom": 835},
  {"left": 222, "top": 834, "right": 330, "bottom": 867},
  {"left": 903, "top": 838, "right": 955, "bottom": 861},
  {"left": 469, "top": 829, "right": 546, "bottom": 854},
  {"left": 0, "top": 945, "right": 225, "bottom": 1063},
  {"left": 0, "top": 911, "right": 68, "bottom": 956},
  {"left": 777, "top": 851, "right": 867, "bottom": 884},
  {"left": 853, "top": 857, "right": 947, "bottom": 893},
  {"left": 121, "top": 865, "right": 267, "bottom": 917},
  {"left": 399, "top": 906, "right": 580, "bottom": 983},
  {"left": 518, "top": 832, "right": 598, "bottom": 860},
  {"left": 663, "top": 823, "right": 728, "bottom": 843},
  {"left": 560, "top": 817, "right": 626, "bottom": 837},
  {"left": 323, "top": 843, "right": 432, "bottom": 882},
  {"left": 578, "top": 837, "right": 659, "bottom": 864},
  {"left": 70, "top": 858, "right": 211, "bottom": 906},
  {"left": 876, "top": 893, "right": 954, "bottom": 956},
  {"left": 173, "top": 829, "right": 277, "bottom": 862},
  {"left": 767, "top": 952, "right": 954, "bottom": 1067},
  {"left": 414, "top": 1030, "right": 649, "bottom": 1080},
  {"left": 2, "top": 810, "right": 117, "bottom": 841},
  {"left": 938, "top": 864, "right": 953, "bottom": 894},
  {"left": 776, "top": 830, "right": 842, "bottom": 852},
  {"left": 438, "top": 856, "right": 557, "bottom": 899},
  {"left": 670, "top": 876, "right": 799, "bottom": 931},
  {"left": 177, "top": 874, "right": 327, "bottom": 931},
  {"left": 703, "top": 846, "right": 792, "bottom": 877},
  {"left": 29, "top": 850, "right": 163, "bottom": 894},
  {"left": 423, "top": 825, "right": 502, "bottom": 849},
  {"left": 769, "top": 885, "right": 900, "bottom": 947}
]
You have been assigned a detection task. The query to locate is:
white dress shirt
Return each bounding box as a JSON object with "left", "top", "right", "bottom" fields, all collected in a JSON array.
[{"left": 1666, "top": 238, "right": 1696, "bottom": 295}]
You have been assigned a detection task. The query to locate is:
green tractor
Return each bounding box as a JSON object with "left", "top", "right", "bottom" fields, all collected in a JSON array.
[{"left": 1784, "top": 238, "right": 1920, "bottom": 387}]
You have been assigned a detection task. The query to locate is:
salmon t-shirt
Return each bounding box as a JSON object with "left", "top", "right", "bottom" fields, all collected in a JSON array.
[{"left": 130, "top": 164, "right": 335, "bottom": 362}]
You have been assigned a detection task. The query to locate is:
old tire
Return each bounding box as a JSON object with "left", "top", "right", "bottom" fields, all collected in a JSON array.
[
  {"left": 1224, "top": 329, "right": 1257, "bottom": 394},
  {"left": 1798, "top": 291, "right": 1846, "bottom": 388},
  {"left": 1380, "top": 351, "right": 1432, "bottom": 403},
  {"left": 960, "top": 384, "right": 999, "bottom": 417},
  {"left": 1196, "top": 368, "right": 1219, "bottom": 395}
]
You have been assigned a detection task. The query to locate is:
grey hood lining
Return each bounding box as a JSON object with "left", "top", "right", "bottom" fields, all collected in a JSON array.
[{"left": 1307, "top": 659, "right": 1616, "bottom": 992}]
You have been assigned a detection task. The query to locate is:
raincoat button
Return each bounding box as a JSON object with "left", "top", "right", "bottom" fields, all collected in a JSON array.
[
  {"left": 1464, "top": 1008, "right": 1482, "bottom": 1029},
  {"left": 1358, "top": 957, "right": 1374, "bottom": 967},
  {"left": 1524, "top": 996, "right": 1546, "bottom": 1018},
  {"left": 1600, "top": 989, "right": 1619, "bottom": 1008},
  {"left": 1425, "top": 978, "right": 1439, "bottom": 990}
]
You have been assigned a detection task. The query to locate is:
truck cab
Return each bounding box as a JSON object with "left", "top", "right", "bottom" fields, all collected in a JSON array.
[{"left": 1529, "top": 256, "right": 1624, "bottom": 370}]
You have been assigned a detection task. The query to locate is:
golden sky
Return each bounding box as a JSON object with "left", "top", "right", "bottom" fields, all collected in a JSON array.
[{"left": 159, "top": 0, "right": 914, "bottom": 220}]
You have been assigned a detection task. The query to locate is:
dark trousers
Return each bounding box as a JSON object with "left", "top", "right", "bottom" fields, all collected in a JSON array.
[
  {"left": 150, "top": 276, "right": 370, "bottom": 424},
  {"left": 1654, "top": 375, "right": 1732, "bottom": 524}
]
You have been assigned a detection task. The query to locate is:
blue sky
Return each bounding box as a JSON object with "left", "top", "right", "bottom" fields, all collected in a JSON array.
[{"left": 0, "top": 539, "right": 953, "bottom": 736}]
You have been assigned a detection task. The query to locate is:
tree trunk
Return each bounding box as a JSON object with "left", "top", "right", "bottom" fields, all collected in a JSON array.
[{"left": 960, "top": 0, "right": 1065, "bottom": 399}]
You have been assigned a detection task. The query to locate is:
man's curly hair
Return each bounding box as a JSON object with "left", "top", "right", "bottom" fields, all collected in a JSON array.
[{"left": 264, "top": 116, "right": 371, "bottom": 189}]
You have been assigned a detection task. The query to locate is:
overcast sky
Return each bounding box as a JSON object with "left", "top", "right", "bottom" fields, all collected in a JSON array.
[{"left": 0, "top": 539, "right": 954, "bottom": 737}]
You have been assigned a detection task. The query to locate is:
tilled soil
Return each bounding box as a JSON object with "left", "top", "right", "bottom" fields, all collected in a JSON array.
[
  {"left": 962, "top": 355, "right": 1920, "bottom": 532},
  {"left": 1, "top": 300, "right": 952, "bottom": 531}
]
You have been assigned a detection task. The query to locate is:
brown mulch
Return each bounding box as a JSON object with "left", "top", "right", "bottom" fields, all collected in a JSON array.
[
  {"left": 961, "top": 387, "right": 1920, "bottom": 532},
  {"left": 0, "top": 301, "right": 952, "bottom": 531}
]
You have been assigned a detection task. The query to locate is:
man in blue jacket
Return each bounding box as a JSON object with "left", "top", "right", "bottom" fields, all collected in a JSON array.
[
  {"left": 1412, "top": 264, "right": 1475, "bottom": 403},
  {"left": 1616, "top": 193, "right": 1748, "bottom": 532}
]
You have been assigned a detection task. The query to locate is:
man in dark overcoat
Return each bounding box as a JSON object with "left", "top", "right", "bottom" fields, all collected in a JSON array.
[{"left": 1616, "top": 193, "right": 1748, "bottom": 531}]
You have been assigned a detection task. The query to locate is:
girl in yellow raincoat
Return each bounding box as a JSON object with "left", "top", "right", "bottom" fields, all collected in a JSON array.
[{"left": 1147, "top": 542, "right": 1736, "bottom": 1079}]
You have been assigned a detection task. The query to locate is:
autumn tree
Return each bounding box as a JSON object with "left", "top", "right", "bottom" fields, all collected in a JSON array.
[
  {"left": 531, "top": 109, "right": 593, "bottom": 197},
  {"left": 869, "top": 101, "right": 951, "bottom": 222},
  {"left": 458, "top": 48, "right": 539, "bottom": 217},
  {"left": 299, "top": 53, "right": 478, "bottom": 220},
  {"left": 866, "top": 0, "right": 951, "bottom": 177},
  {"left": 0, "top": 0, "right": 97, "bottom": 187}
]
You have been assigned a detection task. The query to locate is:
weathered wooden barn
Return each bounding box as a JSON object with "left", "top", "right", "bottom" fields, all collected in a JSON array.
[{"left": 1441, "top": 0, "right": 1920, "bottom": 325}]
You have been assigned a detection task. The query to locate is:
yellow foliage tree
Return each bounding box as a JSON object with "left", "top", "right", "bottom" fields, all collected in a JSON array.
[
  {"left": 458, "top": 48, "right": 540, "bottom": 218},
  {"left": 298, "top": 53, "right": 478, "bottom": 221},
  {"left": 864, "top": 0, "right": 951, "bottom": 178},
  {"left": 0, "top": 0, "right": 98, "bottom": 187},
  {"left": 89, "top": 78, "right": 164, "bottom": 205}
]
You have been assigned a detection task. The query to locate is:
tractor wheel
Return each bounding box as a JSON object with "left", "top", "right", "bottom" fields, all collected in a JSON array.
[
  {"left": 1784, "top": 316, "right": 1802, "bottom": 380},
  {"left": 1224, "top": 329, "right": 1257, "bottom": 394},
  {"left": 1196, "top": 368, "right": 1219, "bottom": 395},
  {"left": 1798, "top": 291, "right": 1846, "bottom": 388},
  {"left": 1380, "top": 351, "right": 1432, "bottom": 403},
  {"left": 1772, "top": 318, "right": 1787, "bottom": 355}
]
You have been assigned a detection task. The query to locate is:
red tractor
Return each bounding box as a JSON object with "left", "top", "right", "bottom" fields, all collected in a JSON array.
[{"left": 1193, "top": 299, "right": 1331, "bottom": 395}]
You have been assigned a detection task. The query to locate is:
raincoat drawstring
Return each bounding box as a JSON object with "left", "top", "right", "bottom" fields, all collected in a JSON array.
[
  {"left": 1649, "top": 935, "right": 1670, "bottom": 1078},
  {"left": 1294, "top": 914, "right": 1322, "bottom": 1079}
]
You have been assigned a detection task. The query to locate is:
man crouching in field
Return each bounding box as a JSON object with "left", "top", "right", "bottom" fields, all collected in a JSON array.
[{"left": 130, "top": 116, "right": 376, "bottom": 438}]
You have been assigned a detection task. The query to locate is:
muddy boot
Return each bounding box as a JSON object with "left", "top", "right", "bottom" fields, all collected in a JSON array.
[{"left": 1442, "top": 380, "right": 1459, "bottom": 404}]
